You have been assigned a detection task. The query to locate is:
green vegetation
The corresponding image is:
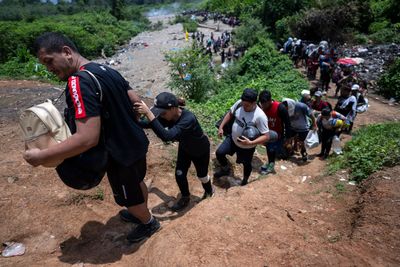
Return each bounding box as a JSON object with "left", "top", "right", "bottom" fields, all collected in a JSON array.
[
  {"left": 67, "top": 187, "right": 105, "bottom": 205},
  {"left": 328, "top": 123, "right": 400, "bottom": 182},
  {"left": 173, "top": 15, "right": 198, "bottom": 32},
  {"left": 183, "top": 20, "right": 198, "bottom": 33},
  {"left": 0, "top": 11, "right": 148, "bottom": 80},
  {"left": 166, "top": 45, "right": 215, "bottom": 102},
  {"left": 167, "top": 19, "right": 308, "bottom": 137},
  {"left": 378, "top": 58, "right": 400, "bottom": 100},
  {"left": 232, "top": 17, "right": 266, "bottom": 49},
  {"left": 205, "top": 0, "right": 400, "bottom": 44},
  {"left": 0, "top": 49, "right": 57, "bottom": 80},
  {"left": 0, "top": 11, "right": 146, "bottom": 62},
  {"left": 335, "top": 182, "right": 346, "bottom": 194}
]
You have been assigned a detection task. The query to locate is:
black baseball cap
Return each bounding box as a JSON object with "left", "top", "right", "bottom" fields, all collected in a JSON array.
[
  {"left": 321, "top": 107, "right": 331, "bottom": 116},
  {"left": 241, "top": 88, "right": 258, "bottom": 102},
  {"left": 151, "top": 92, "right": 179, "bottom": 117}
]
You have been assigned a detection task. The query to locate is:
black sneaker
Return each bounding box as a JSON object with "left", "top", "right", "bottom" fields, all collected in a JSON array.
[
  {"left": 301, "top": 152, "right": 308, "bottom": 162},
  {"left": 213, "top": 168, "right": 230, "bottom": 179},
  {"left": 201, "top": 188, "right": 214, "bottom": 200},
  {"left": 119, "top": 209, "right": 142, "bottom": 224},
  {"left": 127, "top": 218, "right": 161, "bottom": 243},
  {"left": 171, "top": 196, "right": 190, "bottom": 211},
  {"left": 241, "top": 178, "right": 249, "bottom": 186}
]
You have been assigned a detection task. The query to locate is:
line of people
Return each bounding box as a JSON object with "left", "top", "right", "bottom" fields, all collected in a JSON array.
[
  {"left": 193, "top": 30, "right": 243, "bottom": 65},
  {"left": 282, "top": 37, "right": 370, "bottom": 102},
  {"left": 23, "top": 32, "right": 368, "bottom": 246}
]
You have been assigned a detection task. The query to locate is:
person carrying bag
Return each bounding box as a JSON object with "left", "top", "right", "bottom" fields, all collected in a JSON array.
[
  {"left": 20, "top": 70, "right": 108, "bottom": 190},
  {"left": 23, "top": 32, "right": 159, "bottom": 243}
]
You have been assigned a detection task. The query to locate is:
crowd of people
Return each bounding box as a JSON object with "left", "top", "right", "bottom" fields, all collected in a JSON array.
[
  {"left": 23, "top": 32, "right": 369, "bottom": 245},
  {"left": 183, "top": 10, "right": 241, "bottom": 27},
  {"left": 282, "top": 37, "right": 369, "bottom": 97},
  {"left": 192, "top": 29, "right": 243, "bottom": 66},
  {"left": 281, "top": 37, "right": 369, "bottom": 135}
]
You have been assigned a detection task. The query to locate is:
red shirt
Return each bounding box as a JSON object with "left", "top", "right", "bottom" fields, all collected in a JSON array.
[
  {"left": 311, "top": 100, "right": 330, "bottom": 111},
  {"left": 264, "top": 101, "right": 283, "bottom": 138}
]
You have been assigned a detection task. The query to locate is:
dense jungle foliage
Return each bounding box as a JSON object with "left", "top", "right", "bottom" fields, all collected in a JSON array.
[
  {"left": 203, "top": 0, "right": 400, "bottom": 44},
  {"left": 0, "top": 0, "right": 203, "bottom": 79}
]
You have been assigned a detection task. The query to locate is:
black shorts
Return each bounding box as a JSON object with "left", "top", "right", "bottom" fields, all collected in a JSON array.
[
  {"left": 106, "top": 156, "right": 146, "bottom": 207},
  {"left": 218, "top": 136, "right": 255, "bottom": 165}
]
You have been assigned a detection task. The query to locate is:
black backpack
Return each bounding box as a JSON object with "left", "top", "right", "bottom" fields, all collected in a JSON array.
[
  {"left": 215, "top": 102, "right": 242, "bottom": 136},
  {"left": 56, "top": 70, "right": 108, "bottom": 190}
]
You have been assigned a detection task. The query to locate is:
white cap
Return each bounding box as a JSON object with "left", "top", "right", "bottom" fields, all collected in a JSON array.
[
  {"left": 351, "top": 84, "right": 360, "bottom": 91},
  {"left": 314, "top": 91, "right": 322, "bottom": 97},
  {"left": 301, "top": 89, "right": 310, "bottom": 96}
]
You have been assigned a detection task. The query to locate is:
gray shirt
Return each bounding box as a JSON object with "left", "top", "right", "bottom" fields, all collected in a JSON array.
[{"left": 290, "top": 102, "right": 312, "bottom": 132}]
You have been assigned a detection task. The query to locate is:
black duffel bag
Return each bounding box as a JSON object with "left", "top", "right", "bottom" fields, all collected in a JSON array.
[
  {"left": 56, "top": 144, "right": 108, "bottom": 190},
  {"left": 56, "top": 69, "right": 108, "bottom": 190},
  {"left": 215, "top": 102, "right": 242, "bottom": 136}
]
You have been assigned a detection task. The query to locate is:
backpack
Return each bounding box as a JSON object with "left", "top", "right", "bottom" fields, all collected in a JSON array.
[
  {"left": 56, "top": 69, "right": 108, "bottom": 190},
  {"left": 19, "top": 98, "right": 71, "bottom": 167},
  {"left": 215, "top": 102, "right": 242, "bottom": 136},
  {"left": 20, "top": 69, "right": 108, "bottom": 190}
]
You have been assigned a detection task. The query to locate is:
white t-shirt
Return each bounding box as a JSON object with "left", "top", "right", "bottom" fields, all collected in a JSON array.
[{"left": 230, "top": 100, "right": 269, "bottom": 149}]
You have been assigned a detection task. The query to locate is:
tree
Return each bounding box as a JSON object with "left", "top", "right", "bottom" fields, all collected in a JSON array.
[
  {"left": 233, "top": 17, "right": 267, "bottom": 49},
  {"left": 111, "top": 0, "right": 125, "bottom": 20},
  {"left": 166, "top": 46, "right": 216, "bottom": 102}
]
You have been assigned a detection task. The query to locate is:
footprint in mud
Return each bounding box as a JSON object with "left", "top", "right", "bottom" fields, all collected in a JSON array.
[{"left": 213, "top": 175, "right": 242, "bottom": 189}]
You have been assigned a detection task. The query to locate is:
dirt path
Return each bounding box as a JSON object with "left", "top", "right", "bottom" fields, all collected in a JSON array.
[
  {"left": 94, "top": 16, "right": 232, "bottom": 98},
  {"left": 1, "top": 19, "right": 400, "bottom": 266}
]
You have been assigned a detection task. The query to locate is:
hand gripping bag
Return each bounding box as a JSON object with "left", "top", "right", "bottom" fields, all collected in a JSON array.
[
  {"left": 19, "top": 99, "right": 71, "bottom": 167},
  {"left": 305, "top": 130, "right": 319, "bottom": 149}
]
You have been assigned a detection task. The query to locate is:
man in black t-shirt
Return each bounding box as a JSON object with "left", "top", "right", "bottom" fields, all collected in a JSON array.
[{"left": 23, "top": 32, "right": 159, "bottom": 243}]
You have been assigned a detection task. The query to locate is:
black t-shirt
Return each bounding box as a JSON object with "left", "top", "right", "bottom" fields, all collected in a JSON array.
[
  {"left": 277, "top": 103, "right": 292, "bottom": 139},
  {"left": 65, "top": 62, "right": 149, "bottom": 166},
  {"left": 149, "top": 109, "right": 209, "bottom": 156}
]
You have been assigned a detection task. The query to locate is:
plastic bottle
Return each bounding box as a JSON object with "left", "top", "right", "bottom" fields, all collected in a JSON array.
[
  {"left": 2, "top": 242, "right": 26, "bottom": 257},
  {"left": 332, "top": 136, "right": 342, "bottom": 155}
]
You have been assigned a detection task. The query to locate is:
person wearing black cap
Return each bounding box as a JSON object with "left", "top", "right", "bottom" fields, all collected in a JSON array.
[
  {"left": 214, "top": 88, "right": 270, "bottom": 186},
  {"left": 134, "top": 92, "right": 214, "bottom": 211}
]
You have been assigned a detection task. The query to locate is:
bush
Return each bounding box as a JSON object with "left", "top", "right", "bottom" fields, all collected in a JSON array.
[
  {"left": 232, "top": 17, "right": 267, "bottom": 49},
  {"left": 166, "top": 46, "right": 216, "bottom": 102},
  {"left": 287, "top": 6, "right": 356, "bottom": 42},
  {"left": 0, "top": 12, "right": 148, "bottom": 63},
  {"left": 378, "top": 58, "right": 400, "bottom": 100},
  {"left": 328, "top": 123, "right": 400, "bottom": 182},
  {"left": 182, "top": 20, "right": 198, "bottom": 33},
  {"left": 274, "top": 17, "right": 291, "bottom": 44},
  {"left": 0, "top": 11, "right": 148, "bottom": 81},
  {"left": 0, "top": 48, "right": 56, "bottom": 80},
  {"left": 354, "top": 33, "right": 369, "bottom": 44},
  {"left": 173, "top": 14, "right": 188, "bottom": 24},
  {"left": 171, "top": 14, "right": 197, "bottom": 32},
  {"left": 368, "top": 27, "right": 400, "bottom": 44},
  {"left": 369, "top": 20, "right": 391, "bottom": 33},
  {"left": 151, "top": 20, "right": 164, "bottom": 31}
]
